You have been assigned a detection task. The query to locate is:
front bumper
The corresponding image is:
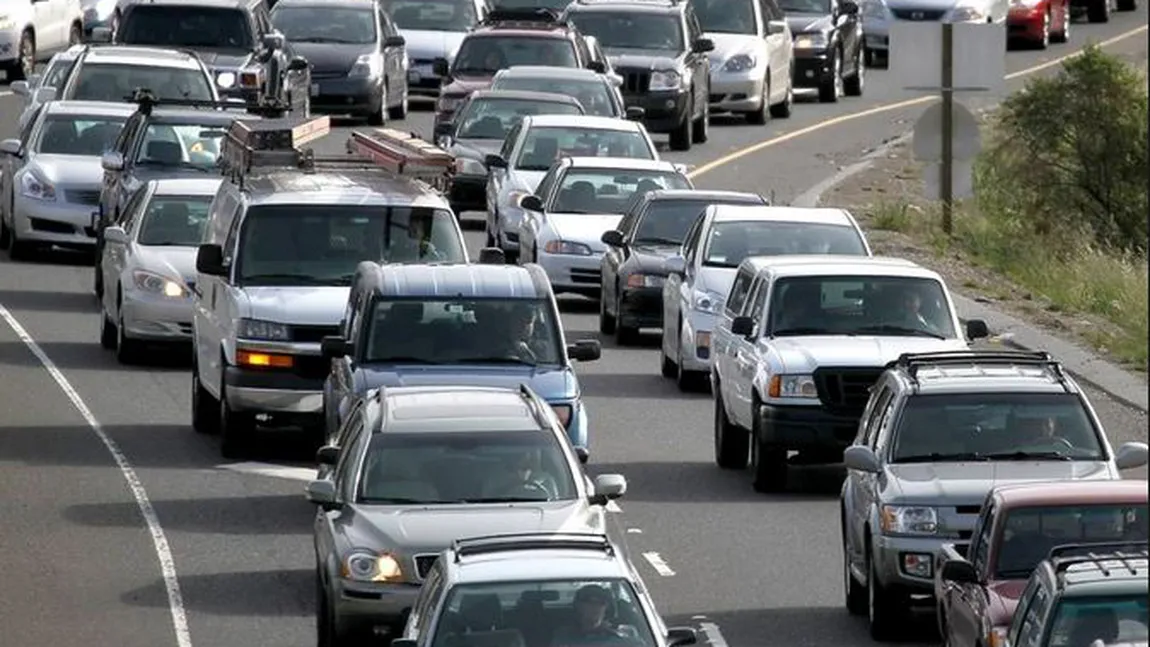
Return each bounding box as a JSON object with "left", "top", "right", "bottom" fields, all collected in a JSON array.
[
  {"left": 708, "top": 70, "right": 765, "bottom": 112},
  {"left": 679, "top": 308, "right": 716, "bottom": 372},
  {"left": 618, "top": 286, "right": 664, "bottom": 329},
  {"left": 874, "top": 534, "right": 965, "bottom": 593},
  {"left": 793, "top": 49, "right": 835, "bottom": 89},
  {"left": 623, "top": 90, "right": 690, "bottom": 133},
  {"left": 12, "top": 193, "right": 99, "bottom": 248},
  {"left": 406, "top": 62, "right": 442, "bottom": 98},
  {"left": 121, "top": 293, "right": 194, "bottom": 342},
  {"left": 863, "top": 17, "right": 890, "bottom": 52},
  {"left": 757, "top": 403, "right": 859, "bottom": 452},
  {"left": 308, "top": 75, "right": 382, "bottom": 116},
  {"left": 536, "top": 249, "right": 603, "bottom": 295},
  {"left": 223, "top": 364, "right": 325, "bottom": 418},
  {"left": 1007, "top": 6, "right": 1046, "bottom": 40},
  {"left": 449, "top": 174, "right": 487, "bottom": 213},
  {"left": 331, "top": 578, "right": 421, "bottom": 632}
]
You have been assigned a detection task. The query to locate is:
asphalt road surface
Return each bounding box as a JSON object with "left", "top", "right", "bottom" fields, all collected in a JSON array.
[{"left": 1, "top": 14, "right": 1147, "bottom": 647}]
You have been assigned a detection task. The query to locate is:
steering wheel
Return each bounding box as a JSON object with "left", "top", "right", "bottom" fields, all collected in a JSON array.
[
  {"left": 506, "top": 480, "right": 549, "bottom": 498},
  {"left": 515, "top": 340, "right": 538, "bottom": 362}
]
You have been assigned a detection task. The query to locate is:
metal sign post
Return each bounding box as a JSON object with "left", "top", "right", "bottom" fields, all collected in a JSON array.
[{"left": 940, "top": 23, "right": 954, "bottom": 234}]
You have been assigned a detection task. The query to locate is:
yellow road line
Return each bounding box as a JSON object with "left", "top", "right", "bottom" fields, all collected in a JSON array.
[{"left": 687, "top": 23, "right": 1148, "bottom": 180}]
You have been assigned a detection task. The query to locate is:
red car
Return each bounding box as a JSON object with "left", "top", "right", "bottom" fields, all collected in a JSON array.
[
  {"left": 935, "top": 480, "right": 1148, "bottom": 647},
  {"left": 1007, "top": 0, "right": 1071, "bottom": 49}
]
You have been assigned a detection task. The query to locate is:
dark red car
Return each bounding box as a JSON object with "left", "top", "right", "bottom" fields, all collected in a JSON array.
[
  {"left": 1007, "top": 0, "right": 1071, "bottom": 49},
  {"left": 935, "top": 480, "right": 1148, "bottom": 647}
]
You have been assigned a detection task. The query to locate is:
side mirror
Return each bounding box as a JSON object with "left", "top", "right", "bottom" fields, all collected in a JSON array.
[
  {"left": 767, "top": 19, "right": 787, "bottom": 35},
  {"left": 625, "top": 106, "right": 645, "bottom": 121},
  {"left": 434, "top": 121, "right": 453, "bottom": 138},
  {"left": 392, "top": 640, "right": 418, "bottom": 647},
  {"left": 965, "top": 319, "right": 989, "bottom": 340},
  {"left": 519, "top": 194, "right": 544, "bottom": 212},
  {"left": 589, "top": 473, "right": 627, "bottom": 505},
  {"left": 941, "top": 558, "right": 979, "bottom": 584},
  {"left": 316, "top": 445, "right": 340, "bottom": 466},
  {"left": 384, "top": 35, "right": 406, "bottom": 48},
  {"left": 432, "top": 57, "right": 450, "bottom": 77},
  {"left": 730, "top": 315, "right": 754, "bottom": 337},
  {"left": 34, "top": 86, "right": 57, "bottom": 104},
  {"left": 101, "top": 151, "right": 124, "bottom": 172},
  {"left": 600, "top": 230, "right": 625, "bottom": 247},
  {"left": 587, "top": 60, "right": 606, "bottom": 73},
  {"left": 0, "top": 139, "right": 22, "bottom": 156},
  {"left": 1115, "top": 442, "right": 1149, "bottom": 470},
  {"left": 840, "top": 0, "right": 860, "bottom": 13},
  {"left": 286, "top": 56, "right": 309, "bottom": 72},
  {"left": 843, "top": 445, "right": 882, "bottom": 473},
  {"left": 89, "top": 26, "right": 113, "bottom": 42},
  {"left": 692, "top": 38, "right": 715, "bottom": 53},
  {"left": 567, "top": 339, "right": 601, "bottom": 362},
  {"left": 667, "top": 627, "right": 698, "bottom": 647},
  {"left": 305, "top": 479, "right": 341, "bottom": 510},
  {"left": 320, "top": 335, "right": 351, "bottom": 358},
  {"left": 103, "top": 225, "right": 129, "bottom": 245},
  {"left": 575, "top": 447, "right": 589, "bottom": 464},
  {"left": 261, "top": 32, "right": 285, "bottom": 51},
  {"left": 10, "top": 81, "right": 29, "bottom": 97},
  {"left": 484, "top": 153, "right": 507, "bottom": 169},
  {"left": 664, "top": 255, "right": 686, "bottom": 277},
  {"left": 477, "top": 247, "right": 506, "bottom": 264},
  {"left": 195, "top": 244, "right": 228, "bottom": 276}
]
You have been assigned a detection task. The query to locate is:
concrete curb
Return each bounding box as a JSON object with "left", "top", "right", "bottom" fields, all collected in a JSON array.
[{"left": 792, "top": 132, "right": 1149, "bottom": 413}]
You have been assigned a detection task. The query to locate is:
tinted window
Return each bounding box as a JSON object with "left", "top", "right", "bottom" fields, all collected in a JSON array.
[
  {"left": 454, "top": 36, "right": 578, "bottom": 74},
  {"left": 553, "top": 169, "right": 692, "bottom": 214},
  {"left": 725, "top": 268, "right": 755, "bottom": 315},
  {"left": 778, "top": 0, "right": 833, "bottom": 12},
  {"left": 135, "top": 122, "right": 228, "bottom": 167},
  {"left": 137, "top": 195, "right": 212, "bottom": 246},
  {"left": 120, "top": 6, "right": 253, "bottom": 48},
  {"left": 271, "top": 5, "right": 377, "bottom": 44},
  {"left": 515, "top": 126, "right": 653, "bottom": 170},
  {"left": 635, "top": 200, "right": 724, "bottom": 245},
  {"left": 384, "top": 0, "right": 477, "bottom": 31},
  {"left": 890, "top": 393, "right": 1105, "bottom": 462},
  {"left": 236, "top": 205, "right": 465, "bottom": 286},
  {"left": 69, "top": 63, "right": 214, "bottom": 102},
  {"left": 43, "top": 56, "right": 76, "bottom": 89},
  {"left": 702, "top": 221, "right": 867, "bottom": 268},
  {"left": 492, "top": 76, "right": 617, "bottom": 117},
  {"left": 456, "top": 98, "right": 582, "bottom": 140},
  {"left": 34, "top": 116, "right": 126, "bottom": 155},
  {"left": 995, "top": 504, "right": 1149, "bottom": 578},
  {"left": 1048, "top": 594, "right": 1148, "bottom": 645},
  {"left": 366, "top": 297, "right": 563, "bottom": 365},
  {"left": 766, "top": 275, "right": 957, "bottom": 338},
  {"left": 568, "top": 12, "right": 684, "bottom": 51},
  {"left": 695, "top": 0, "right": 757, "bottom": 34},
  {"left": 358, "top": 430, "right": 576, "bottom": 504}
]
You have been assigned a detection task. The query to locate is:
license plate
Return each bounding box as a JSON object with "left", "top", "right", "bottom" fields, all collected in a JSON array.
[
  {"left": 408, "top": 69, "right": 420, "bottom": 83},
  {"left": 310, "top": 83, "right": 319, "bottom": 96}
]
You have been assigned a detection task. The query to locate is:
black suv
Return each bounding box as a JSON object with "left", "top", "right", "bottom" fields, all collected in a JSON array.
[
  {"left": 99, "top": 0, "right": 311, "bottom": 117},
  {"left": 561, "top": 0, "right": 713, "bottom": 151}
]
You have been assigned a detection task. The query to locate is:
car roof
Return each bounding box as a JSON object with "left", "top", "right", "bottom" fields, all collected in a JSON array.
[
  {"left": 368, "top": 264, "right": 549, "bottom": 299},
  {"left": 150, "top": 177, "right": 225, "bottom": 195},
  {"left": 243, "top": 170, "right": 445, "bottom": 207},
  {"left": 564, "top": 156, "right": 678, "bottom": 171},
  {"left": 379, "top": 386, "right": 544, "bottom": 434},
  {"left": 497, "top": 66, "right": 605, "bottom": 80},
  {"left": 525, "top": 114, "right": 641, "bottom": 130},
  {"left": 743, "top": 255, "right": 930, "bottom": 279},
  {"left": 564, "top": 0, "right": 682, "bottom": 14},
  {"left": 645, "top": 189, "right": 763, "bottom": 203},
  {"left": 711, "top": 204, "right": 857, "bottom": 225},
  {"left": 42, "top": 100, "right": 139, "bottom": 117},
  {"left": 467, "top": 89, "right": 583, "bottom": 104},
  {"left": 454, "top": 551, "right": 628, "bottom": 584},
  {"left": 124, "top": 0, "right": 252, "bottom": 8},
  {"left": 81, "top": 46, "right": 203, "bottom": 68},
  {"left": 994, "top": 480, "right": 1148, "bottom": 508}
]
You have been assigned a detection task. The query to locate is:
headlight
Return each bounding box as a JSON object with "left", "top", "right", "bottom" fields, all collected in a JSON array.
[
  {"left": 454, "top": 157, "right": 486, "bottom": 175},
  {"left": 793, "top": 33, "right": 829, "bottom": 50},
  {"left": 550, "top": 403, "right": 573, "bottom": 427},
  {"left": 863, "top": 0, "right": 888, "bottom": 19},
  {"left": 649, "top": 70, "right": 684, "bottom": 91},
  {"left": 625, "top": 274, "right": 665, "bottom": 288},
  {"left": 767, "top": 374, "right": 818, "bottom": 399},
  {"left": 723, "top": 54, "right": 757, "bottom": 73},
  {"left": 880, "top": 505, "right": 939, "bottom": 535},
  {"left": 543, "top": 240, "right": 592, "bottom": 256},
  {"left": 949, "top": 5, "right": 986, "bottom": 20},
  {"left": 237, "top": 318, "right": 291, "bottom": 341},
  {"left": 350, "top": 53, "right": 383, "bottom": 78},
  {"left": 216, "top": 72, "right": 236, "bottom": 89},
  {"left": 20, "top": 172, "right": 56, "bottom": 201},
  {"left": 341, "top": 550, "right": 403, "bottom": 583},
  {"left": 692, "top": 289, "right": 722, "bottom": 314},
  {"left": 132, "top": 271, "right": 186, "bottom": 297}
]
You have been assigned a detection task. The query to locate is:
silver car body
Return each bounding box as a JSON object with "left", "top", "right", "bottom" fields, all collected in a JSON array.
[
  {"left": 489, "top": 65, "right": 628, "bottom": 118},
  {"left": 398, "top": 0, "right": 489, "bottom": 98},
  {"left": 12, "top": 45, "right": 85, "bottom": 132},
  {"left": 861, "top": 0, "right": 1009, "bottom": 56},
  {"left": 485, "top": 114, "right": 659, "bottom": 256},
  {"left": 0, "top": 100, "right": 136, "bottom": 250},
  {"left": 705, "top": 3, "right": 794, "bottom": 113},
  {"left": 53, "top": 45, "right": 221, "bottom": 103}
]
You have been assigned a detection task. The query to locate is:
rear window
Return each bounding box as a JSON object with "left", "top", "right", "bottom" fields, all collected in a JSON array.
[
  {"left": 995, "top": 504, "right": 1149, "bottom": 579},
  {"left": 119, "top": 6, "right": 253, "bottom": 49},
  {"left": 1048, "top": 594, "right": 1148, "bottom": 646},
  {"left": 135, "top": 122, "right": 229, "bottom": 168},
  {"left": 453, "top": 36, "right": 578, "bottom": 74}
]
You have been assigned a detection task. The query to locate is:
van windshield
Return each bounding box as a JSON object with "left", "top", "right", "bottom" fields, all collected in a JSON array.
[{"left": 235, "top": 205, "right": 465, "bottom": 287}]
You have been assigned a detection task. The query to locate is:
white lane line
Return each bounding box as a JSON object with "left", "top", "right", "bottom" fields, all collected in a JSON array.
[
  {"left": 0, "top": 303, "right": 193, "bottom": 647},
  {"left": 626, "top": 527, "right": 642, "bottom": 534},
  {"left": 0, "top": 91, "right": 11, "bottom": 97},
  {"left": 699, "top": 622, "right": 730, "bottom": 647},
  {"left": 641, "top": 551, "right": 676, "bottom": 577}
]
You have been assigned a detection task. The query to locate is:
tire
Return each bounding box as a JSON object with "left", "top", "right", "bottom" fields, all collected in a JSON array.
[
  {"left": 1050, "top": 5, "right": 1071, "bottom": 41},
  {"left": 750, "top": 404, "right": 787, "bottom": 492},
  {"left": 100, "top": 307, "right": 117, "bottom": 350},
  {"left": 0, "top": 218, "right": 11, "bottom": 250},
  {"left": 691, "top": 98, "right": 709, "bottom": 144},
  {"left": 219, "top": 379, "right": 256, "bottom": 459},
  {"left": 614, "top": 293, "right": 639, "bottom": 345},
  {"left": 316, "top": 569, "right": 336, "bottom": 647},
  {"left": 844, "top": 46, "right": 865, "bottom": 96},
  {"left": 1033, "top": 9, "right": 1051, "bottom": 49},
  {"left": 843, "top": 520, "right": 867, "bottom": 615},
  {"left": 115, "top": 295, "right": 141, "bottom": 364},
  {"left": 818, "top": 48, "right": 843, "bottom": 103},
  {"left": 598, "top": 294, "right": 616, "bottom": 335},
  {"left": 1087, "top": 0, "right": 1110, "bottom": 21},
  {"left": 388, "top": 85, "right": 409, "bottom": 120},
  {"left": 867, "top": 548, "right": 905, "bottom": 641},
  {"left": 746, "top": 74, "right": 770, "bottom": 125},
  {"left": 660, "top": 347, "right": 677, "bottom": 378},
  {"left": 713, "top": 390, "right": 749, "bottom": 469},
  {"left": 191, "top": 361, "right": 220, "bottom": 435},
  {"left": 668, "top": 114, "right": 692, "bottom": 151},
  {"left": 367, "top": 85, "right": 387, "bottom": 126},
  {"left": 7, "top": 224, "right": 34, "bottom": 260},
  {"left": 675, "top": 334, "right": 703, "bottom": 392},
  {"left": 768, "top": 76, "right": 793, "bottom": 119},
  {"left": 3, "top": 30, "right": 35, "bottom": 81}
]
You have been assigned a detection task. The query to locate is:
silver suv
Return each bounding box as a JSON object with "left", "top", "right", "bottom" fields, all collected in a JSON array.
[
  {"left": 839, "top": 350, "right": 1149, "bottom": 641},
  {"left": 391, "top": 533, "right": 699, "bottom": 647}
]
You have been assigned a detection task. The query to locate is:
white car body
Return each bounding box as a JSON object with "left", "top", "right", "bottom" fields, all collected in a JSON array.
[
  {"left": 485, "top": 114, "right": 659, "bottom": 257},
  {"left": 46, "top": 45, "right": 221, "bottom": 105},
  {"left": 12, "top": 45, "right": 85, "bottom": 133},
  {"left": 0, "top": 0, "right": 83, "bottom": 80},
  {"left": 705, "top": 0, "right": 795, "bottom": 115}
]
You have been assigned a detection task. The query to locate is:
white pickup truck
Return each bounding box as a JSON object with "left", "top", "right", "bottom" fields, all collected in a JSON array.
[{"left": 710, "top": 255, "right": 989, "bottom": 492}]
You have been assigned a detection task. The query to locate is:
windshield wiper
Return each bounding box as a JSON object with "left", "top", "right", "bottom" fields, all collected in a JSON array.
[
  {"left": 772, "top": 327, "right": 835, "bottom": 336},
  {"left": 854, "top": 324, "right": 946, "bottom": 340},
  {"left": 293, "top": 37, "right": 356, "bottom": 43},
  {"left": 360, "top": 497, "right": 449, "bottom": 504},
  {"left": 983, "top": 450, "right": 1074, "bottom": 461},
  {"left": 457, "top": 497, "right": 550, "bottom": 503},
  {"left": 454, "top": 356, "right": 539, "bottom": 366},
  {"left": 893, "top": 452, "right": 992, "bottom": 463},
  {"left": 366, "top": 356, "right": 442, "bottom": 364},
  {"left": 241, "top": 273, "right": 327, "bottom": 284},
  {"left": 633, "top": 236, "right": 681, "bottom": 245}
]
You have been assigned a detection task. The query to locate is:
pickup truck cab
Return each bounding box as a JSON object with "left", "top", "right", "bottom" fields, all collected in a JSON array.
[{"left": 935, "top": 480, "right": 1149, "bottom": 647}]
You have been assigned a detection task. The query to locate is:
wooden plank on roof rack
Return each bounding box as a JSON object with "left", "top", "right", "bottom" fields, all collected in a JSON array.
[
  {"left": 348, "top": 128, "right": 454, "bottom": 176},
  {"left": 226, "top": 115, "right": 331, "bottom": 150}
]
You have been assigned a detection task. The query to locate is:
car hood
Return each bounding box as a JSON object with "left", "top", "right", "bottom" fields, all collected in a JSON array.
[
  {"left": 786, "top": 12, "right": 833, "bottom": 34},
  {"left": 358, "top": 364, "right": 577, "bottom": 401},
  {"left": 292, "top": 42, "right": 372, "bottom": 75},
  {"left": 134, "top": 245, "right": 198, "bottom": 284},
  {"left": 28, "top": 154, "right": 104, "bottom": 185},
  {"left": 705, "top": 32, "right": 762, "bottom": 66},
  {"left": 451, "top": 138, "right": 502, "bottom": 161},
  {"left": 628, "top": 243, "right": 680, "bottom": 274},
  {"left": 548, "top": 213, "right": 622, "bottom": 252},
  {"left": 188, "top": 49, "right": 252, "bottom": 70},
  {"left": 986, "top": 579, "right": 1028, "bottom": 627},
  {"left": 769, "top": 336, "right": 970, "bottom": 373},
  {"left": 604, "top": 48, "right": 681, "bottom": 70},
  {"left": 441, "top": 76, "right": 493, "bottom": 97},
  {"left": 403, "top": 29, "right": 466, "bottom": 61},
  {"left": 883, "top": 461, "right": 1114, "bottom": 507},
  {"left": 237, "top": 286, "right": 350, "bottom": 325}
]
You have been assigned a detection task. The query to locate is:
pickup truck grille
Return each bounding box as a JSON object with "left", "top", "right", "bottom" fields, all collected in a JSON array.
[
  {"left": 618, "top": 68, "right": 650, "bottom": 94},
  {"left": 414, "top": 554, "right": 438, "bottom": 579},
  {"left": 290, "top": 324, "right": 340, "bottom": 343},
  {"left": 813, "top": 367, "right": 885, "bottom": 413}
]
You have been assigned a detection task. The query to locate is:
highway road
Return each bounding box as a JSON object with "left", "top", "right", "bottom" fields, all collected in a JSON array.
[{"left": 1, "top": 15, "right": 1147, "bottom": 647}]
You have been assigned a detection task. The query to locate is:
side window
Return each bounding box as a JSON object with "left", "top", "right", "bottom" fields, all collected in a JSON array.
[
  {"left": 116, "top": 117, "right": 141, "bottom": 155},
  {"left": 348, "top": 291, "right": 370, "bottom": 345},
  {"left": 617, "top": 203, "right": 644, "bottom": 236},
  {"left": 1008, "top": 577, "right": 1042, "bottom": 645},
  {"left": 746, "top": 276, "right": 770, "bottom": 323},
  {"left": 533, "top": 168, "right": 561, "bottom": 203},
  {"left": 684, "top": 9, "right": 701, "bottom": 41},
  {"left": 763, "top": 0, "right": 785, "bottom": 22},
  {"left": 970, "top": 500, "right": 996, "bottom": 574},
  {"left": 120, "top": 187, "right": 150, "bottom": 229},
  {"left": 682, "top": 219, "right": 704, "bottom": 264},
  {"left": 411, "top": 564, "right": 445, "bottom": 636},
  {"left": 573, "top": 34, "right": 591, "bottom": 62},
  {"left": 222, "top": 205, "right": 244, "bottom": 266},
  {"left": 499, "top": 122, "right": 521, "bottom": 160},
  {"left": 333, "top": 416, "right": 368, "bottom": 495},
  {"left": 1016, "top": 583, "right": 1053, "bottom": 647},
  {"left": 871, "top": 395, "right": 899, "bottom": 453},
  {"left": 861, "top": 386, "right": 892, "bottom": 446},
  {"left": 19, "top": 107, "right": 43, "bottom": 144},
  {"left": 334, "top": 403, "right": 366, "bottom": 449},
  {"left": 724, "top": 267, "right": 755, "bottom": 317}
]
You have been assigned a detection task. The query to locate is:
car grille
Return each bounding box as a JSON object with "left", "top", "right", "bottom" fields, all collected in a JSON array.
[
  {"left": 414, "top": 554, "right": 438, "bottom": 580},
  {"left": 310, "top": 70, "right": 347, "bottom": 80},
  {"left": 812, "top": 367, "right": 886, "bottom": 414},
  {"left": 570, "top": 268, "right": 601, "bottom": 285},
  {"left": 290, "top": 324, "right": 340, "bottom": 343},
  {"left": 890, "top": 8, "right": 947, "bottom": 19},
  {"left": 66, "top": 189, "right": 102, "bottom": 205},
  {"left": 618, "top": 68, "right": 650, "bottom": 94}
]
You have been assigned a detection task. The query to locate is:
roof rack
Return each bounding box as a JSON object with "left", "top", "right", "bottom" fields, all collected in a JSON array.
[
  {"left": 1049, "top": 541, "right": 1148, "bottom": 577},
  {"left": 452, "top": 532, "right": 614, "bottom": 562},
  {"left": 127, "top": 87, "right": 249, "bottom": 116},
  {"left": 482, "top": 6, "right": 563, "bottom": 25},
  {"left": 893, "top": 350, "right": 1068, "bottom": 387}
]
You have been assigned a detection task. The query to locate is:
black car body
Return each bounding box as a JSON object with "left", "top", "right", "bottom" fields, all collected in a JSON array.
[
  {"left": 599, "top": 189, "right": 767, "bottom": 343},
  {"left": 271, "top": 0, "right": 410, "bottom": 124},
  {"left": 435, "top": 89, "right": 585, "bottom": 214},
  {"left": 106, "top": 0, "right": 312, "bottom": 116},
  {"left": 781, "top": 0, "right": 864, "bottom": 102},
  {"left": 561, "top": 0, "right": 713, "bottom": 152}
]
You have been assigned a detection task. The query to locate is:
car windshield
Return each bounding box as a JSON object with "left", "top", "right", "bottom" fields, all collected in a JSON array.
[
  {"left": 515, "top": 126, "right": 653, "bottom": 170},
  {"left": 134, "top": 122, "right": 230, "bottom": 169},
  {"left": 384, "top": 0, "right": 477, "bottom": 31},
  {"left": 34, "top": 116, "right": 126, "bottom": 156},
  {"left": 695, "top": 0, "right": 758, "bottom": 34},
  {"left": 890, "top": 392, "right": 1106, "bottom": 463},
  {"left": 68, "top": 63, "right": 214, "bottom": 102},
  {"left": 357, "top": 430, "right": 576, "bottom": 504},
  {"left": 456, "top": 98, "right": 582, "bottom": 140},
  {"left": 136, "top": 195, "right": 213, "bottom": 246},
  {"left": 119, "top": 6, "right": 253, "bottom": 49},
  {"left": 778, "top": 0, "right": 833, "bottom": 13},
  {"left": 492, "top": 76, "right": 618, "bottom": 117},
  {"left": 994, "top": 504, "right": 1149, "bottom": 579},
  {"left": 431, "top": 579, "right": 658, "bottom": 647},
  {"left": 703, "top": 221, "right": 868, "bottom": 268},
  {"left": 453, "top": 36, "right": 578, "bottom": 75},
  {"left": 236, "top": 205, "right": 465, "bottom": 286},
  {"left": 365, "top": 297, "right": 564, "bottom": 366},
  {"left": 271, "top": 5, "right": 377, "bottom": 44},
  {"left": 766, "top": 275, "right": 955, "bottom": 338},
  {"left": 552, "top": 169, "right": 692, "bottom": 215},
  {"left": 634, "top": 200, "right": 716, "bottom": 245},
  {"left": 1048, "top": 595, "right": 1148, "bottom": 646},
  {"left": 568, "top": 12, "right": 684, "bottom": 51}
]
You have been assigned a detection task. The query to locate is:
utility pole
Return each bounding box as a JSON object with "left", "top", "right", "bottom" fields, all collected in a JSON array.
[{"left": 939, "top": 22, "right": 954, "bottom": 236}]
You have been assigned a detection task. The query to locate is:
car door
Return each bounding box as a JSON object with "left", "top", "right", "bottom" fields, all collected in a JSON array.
[
  {"left": 102, "top": 185, "right": 150, "bottom": 317},
  {"left": 328, "top": 290, "right": 369, "bottom": 433},
  {"left": 683, "top": 7, "right": 707, "bottom": 113},
  {"left": 949, "top": 498, "right": 996, "bottom": 647},
  {"left": 2, "top": 105, "right": 43, "bottom": 211},
  {"left": 721, "top": 268, "right": 759, "bottom": 426},
  {"left": 30, "top": 0, "right": 59, "bottom": 53},
  {"left": 834, "top": 0, "right": 861, "bottom": 74},
  {"left": 663, "top": 214, "right": 703, "bottom": 360},
  {"left": 603, "top": 203, "right": 642, "bottom": 307},
  {"left": 520, "top": 165, "right": 561, "bottom": 259},
  {"left": 195, "top": 194, "right": 241, "bottom": 389},
  {"left": 315, "top": 414, "right": 368, "bottom": 577},
  {"left": 378, "top": 8, "right": 406, "bottom": 104},
  {"left": 112, "top": 116, "right": 147, "bottom": 220},
  {"left": 847, "top": 384, "right": 893, "bottom": 554},
  {"left": 760, "top": 0, "right": 789, "bottom": 99},
  {"left": 486, "top": 120, "right": 522, "bottom": 227}
]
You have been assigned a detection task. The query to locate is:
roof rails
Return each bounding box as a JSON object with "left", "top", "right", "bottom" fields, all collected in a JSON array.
[
  {"left": 452, "top": 532, "right": 614, "bottom": 562},
  {"left": 482, "top": 6, "right": 563, "bottom": 25},
  {"left": 128, "top": 87, "right": 249, "bottom": 116},
  {"left": 893, "top": 350, "right": 1068, "bottom": 388},
  {"left": 1049, "top": 541, "right": 1148, "bottom": 577}
]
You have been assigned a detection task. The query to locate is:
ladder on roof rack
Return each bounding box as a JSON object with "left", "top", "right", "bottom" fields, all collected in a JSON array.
[
  {"left": 1049, "top": 541, "right": 1148, "bottom": 576},
  {"left": 346, "top": 128, "right": 455, "bottom": 190},
  {"left": 452, "top": 532, "right": 613, "bottom": 562}
]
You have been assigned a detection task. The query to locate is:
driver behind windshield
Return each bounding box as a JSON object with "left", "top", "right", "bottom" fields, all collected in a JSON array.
[
  {"left": 482, "top": 448, "right": 559, "bottom": 499},
  {"left": 391, "top": 215, "right": 442, "bottom": 261},
  {"left": 473, "top": 303, "right": 543, "bottom": 362},
  {"left": 551, "top": 585, "right": 640, "bottom": 646}
]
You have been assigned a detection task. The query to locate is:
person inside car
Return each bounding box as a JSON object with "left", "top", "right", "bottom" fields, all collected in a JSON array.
[
  {"left": 484, "top": 449, "right": 559, "bottom": 500},
  {"left": 550, "top": 585, "right": 639, "bottom": 646}
]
